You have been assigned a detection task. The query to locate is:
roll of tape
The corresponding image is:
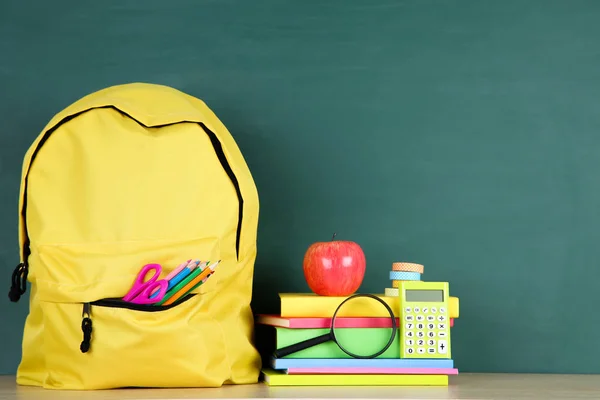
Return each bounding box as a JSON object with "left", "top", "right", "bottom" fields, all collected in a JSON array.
[
  {"left": 384, "top": 287, "right": 399, "bottom": 297},
  {"left": 389, "top": 271, "right": 421, "bottom": 281},
  {"left": 392, "top": 262, "right": 424, "bottom": 273}
]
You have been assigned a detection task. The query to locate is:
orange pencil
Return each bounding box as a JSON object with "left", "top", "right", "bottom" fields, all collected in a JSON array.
[{"left": 162, "top": 261, "right": 221, "bottom": 306}]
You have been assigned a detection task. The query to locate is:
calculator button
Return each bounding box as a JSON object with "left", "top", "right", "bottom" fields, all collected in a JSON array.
[
  {"left": 438, "top": 331, "right": 447, "bottom": 338},
  {"left": 438, "top": 340, "right": 448, "bottom": 354},
  {"left": 405, "top": 315, "right": 414, "bottom": 321},
  {"left": 406, "top": 339, "right": 414, "bottom": 346},
  {"left": 422, "top": 307, "right": 429, "bottom": 313},
  {"left": 417, "top": 331, "right": 425, "bottom": 338},
  {"left": 417, "top": 347, "right": 425, "bottom": 354},
  {"left": 417, "top": 339, "right": 425, "bottom": 346},
  {"left": 417, "top": 315, "right": 425, "bottom": 322},
  {"left": 427, "top": 348, "right": 436, "bottom": 354},
  {"left": 428, "top": 339, "right": 436, "bottom": 346},
  {"left": 406, "top": 347, "right": 415, "bottom": 355},
  {"left": 414, "top": 307, "right": 420, "bottom": 313},
  {"left": 406, "top": 323, "right": 414, "bottom": 330},
  {"left": 438, "top": 315, "right": 446, "bottom": 322},
  {"left": 431, "top": 307, "right": 437, "bottom": 313},
  {"left": 438, "top": 323, "right": 446, "bottom": 330},
  {"left": 417, "top": 323, "right": 424, "bottom": 330},
  {"left": 428, "top": 323, "right": 435, "bottom": 330},
  {"left": 427, "top": 315, "right": 435, "bottom": 322},
  {"left": 406, "top": 331, "right": 414, "bottom": 337},
  {"left": 428, "top": 331, "right": 436, "bottom": 338},
  {"left": 440, "top": 307, "right": 446, "bottom": 314},
  {"left": 405, "top": 307, "right": 412, "bottom": 313}
]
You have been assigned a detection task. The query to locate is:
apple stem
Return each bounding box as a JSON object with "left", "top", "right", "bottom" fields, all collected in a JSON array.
[{"left": 331, "top": 232, "right": 337, "bottom": 241}]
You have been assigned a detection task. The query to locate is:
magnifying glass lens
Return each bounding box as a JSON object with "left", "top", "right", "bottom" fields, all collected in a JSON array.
[{"left": 331, "top": 294, "right": 397, "bottom": 359}]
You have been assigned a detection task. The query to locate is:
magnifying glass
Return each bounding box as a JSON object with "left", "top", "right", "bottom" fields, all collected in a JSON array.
[{"left": 273, "top": 293, "right": 397, "bottom": 359}]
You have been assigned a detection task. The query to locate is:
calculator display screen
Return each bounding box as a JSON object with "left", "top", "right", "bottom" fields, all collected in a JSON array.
[{"left": 405, "top": 289, "right": 444, "bottom": 302}]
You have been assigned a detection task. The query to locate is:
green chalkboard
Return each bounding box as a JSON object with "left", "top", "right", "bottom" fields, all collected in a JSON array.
[{"left": 2, "top": 0, "right": 600, "bottom": 375}]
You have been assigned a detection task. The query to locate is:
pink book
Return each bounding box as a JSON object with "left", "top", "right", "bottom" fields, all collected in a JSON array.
[
  {"left": 256, "top": 314, "right": 454, "bottom": 328},
  {"left": 286, "top": 367, "right": 459, "bottom": 375}
]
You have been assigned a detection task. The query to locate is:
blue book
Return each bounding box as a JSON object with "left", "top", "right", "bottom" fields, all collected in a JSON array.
[{"left": 270, "top": 357, "right": 454, "bottom": 370}]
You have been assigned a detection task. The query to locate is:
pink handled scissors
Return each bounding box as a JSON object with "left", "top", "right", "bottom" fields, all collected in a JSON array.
[{"left": 122, "top": 264, "right": 168, "bottom": 304}]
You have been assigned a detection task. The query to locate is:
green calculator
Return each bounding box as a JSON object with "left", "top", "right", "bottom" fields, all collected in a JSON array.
[{"left": 399, "top": 281, "right": 451, "bottom": 359}]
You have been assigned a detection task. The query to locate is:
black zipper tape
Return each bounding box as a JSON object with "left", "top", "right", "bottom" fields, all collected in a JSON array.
[
  {"left": 90, "top": 293, "right": 196, "bottom": 311},
  {"left": 79, "top": 294, "right": 196, "bottom": 353},
  {"left": 199, "top": 122, "right": 244, "bottom": 261}
]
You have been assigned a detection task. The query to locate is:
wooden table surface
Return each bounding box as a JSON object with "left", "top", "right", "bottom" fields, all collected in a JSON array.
[{"left": 1, "top": 373, "right": 599, "bottom": 400}]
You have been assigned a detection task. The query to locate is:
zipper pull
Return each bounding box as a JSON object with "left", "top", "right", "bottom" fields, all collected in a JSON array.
[
  {"left": 8, "top": 262, "right": 28, "bottom": 302},
  {"left": 80, "top": 303, "right": 92, "bottom": 353}
]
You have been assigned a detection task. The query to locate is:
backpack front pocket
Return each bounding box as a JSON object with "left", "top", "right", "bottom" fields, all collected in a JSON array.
[
  {"left": 39, "top": 295, "right": 231, "bottom": 389},
  {"left": 28, "top": 236, "right": 232, "bottom": 389}
]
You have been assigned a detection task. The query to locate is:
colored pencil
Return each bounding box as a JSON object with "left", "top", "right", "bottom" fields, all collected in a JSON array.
[
  {"left": 162, "top": 261, "right": 220, "bottom": 306},
  {"left": 155, "top": 262, "right": 206, "bottom": 305}
]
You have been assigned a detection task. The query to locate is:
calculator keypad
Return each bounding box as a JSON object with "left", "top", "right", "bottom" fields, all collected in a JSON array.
[{"left": 401, "top": 303, "right": 450, "bottom": 358}]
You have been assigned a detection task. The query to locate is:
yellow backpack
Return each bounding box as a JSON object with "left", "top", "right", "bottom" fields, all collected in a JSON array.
[{"left": 8, "top": 83, "right": 262, "bottom": 389}]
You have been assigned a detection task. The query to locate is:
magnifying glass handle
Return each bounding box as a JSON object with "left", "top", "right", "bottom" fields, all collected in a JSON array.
[{"left": 273, "top": 332, "right": 332, "bottom": 358}]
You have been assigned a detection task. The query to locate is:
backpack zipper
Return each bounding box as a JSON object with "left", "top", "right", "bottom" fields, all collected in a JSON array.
[
  {"left": 8, "top": 262, "right": 28, "bottom": 302},
  {"left": 79, "top": 293, "right": 196, "bottom": 353},
  {"left": 80, "top": 302, "right": 92, "bottom": 353}
]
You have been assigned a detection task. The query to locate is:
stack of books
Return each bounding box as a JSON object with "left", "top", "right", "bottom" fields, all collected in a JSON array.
[{"left": 257, "top": 291, "right": 459, "bottom": 386}]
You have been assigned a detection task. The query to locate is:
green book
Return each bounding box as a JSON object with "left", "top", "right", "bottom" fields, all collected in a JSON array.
[{"left": 275, "top": 326, "right": 400, "bottom": 359}]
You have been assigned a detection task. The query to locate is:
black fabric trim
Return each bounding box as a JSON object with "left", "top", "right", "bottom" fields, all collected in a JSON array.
[
  {"left": 199, "top": 122, "right": 244, "bottom": 260},
  {"left": 90, "top": 293, "right": 195, "bottom": 311}
]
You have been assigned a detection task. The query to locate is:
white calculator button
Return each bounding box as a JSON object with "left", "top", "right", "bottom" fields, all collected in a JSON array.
[
  {"left": 405, "top": 307, "right": 412, "bottom": 313},
  {"left": 406, "top": 323, "right": 414, "bottom": 330},
  {"left": 431, "top": 307, "right": 437, "bottom": 313},
  {"left": 438, "top": 331, "right": 447, "bottom": 338},
  {"left": 414, "top": 307, "right": 420, "bottom": 313},
  {"left": 427, "top": 315, "right": 435, "bottom": 322},
  {"left": 438, "top": 315, "right": 446, "bottom": 322},
  {"left": 417, "top": 339, "right": 425, "bottom": 346},
  {"left": 428, "top": 323, "right": 435, "bottom": 330},
  {"left": 417, "top": 323, "right": 424, "bottom": 330},
  {"left": 417, "top": 315, "right": 425, "bottom": 322},
  {"left": 440, "top": 307, "right": 446, "bottom": 314},
  {"left": 417, "top": 331, "right": 425, "bottom": 338},
  {"left": 417, "top": 347, "right": 425, "bottom": 354},
  {"left": 438, "top": 323, "right": 446, "bottom": 330},
  {"left": 406, "top": 331, "right": 414, "bottom": 337},
  {"left": 438, "top": 340, "right": 448, "bottom": 354},
  {"left": 406, "top": 347, "right": 415, "bottom": 355},
  {"left": 405, "top": 315, "right": 414, "bottom": 321},
  {"left": 428, "top": 331, "right": 436, "bottom": 338},
  {"left": 406, "top": 339, "right": 414, "bottom": 346},
  {"left": 427, "top": 348, "right": 436, "bottom": 354},
  {"left": 422, "top": 307, "right": 429, "bottom": 313},
  {"left": 428, "top": 339, "right": 436, "bottom": 346}
]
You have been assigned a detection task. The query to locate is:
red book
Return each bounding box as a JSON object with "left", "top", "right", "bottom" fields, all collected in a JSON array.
[{"left": 256, "top": 314, "right": 454, "bottom": 329}]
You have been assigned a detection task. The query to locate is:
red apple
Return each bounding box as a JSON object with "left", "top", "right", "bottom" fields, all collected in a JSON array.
[{"left": 303, "top": 233, "right": 366, "bottom": 296}]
